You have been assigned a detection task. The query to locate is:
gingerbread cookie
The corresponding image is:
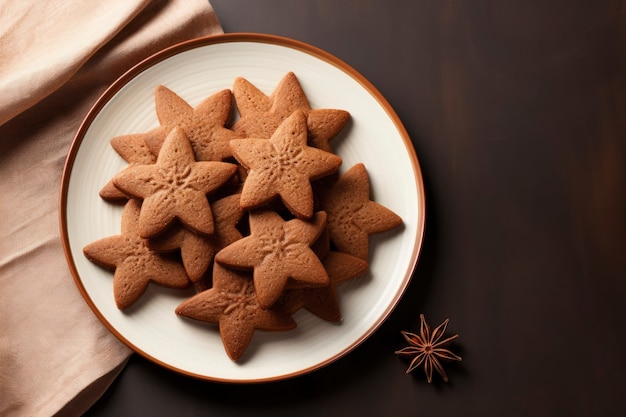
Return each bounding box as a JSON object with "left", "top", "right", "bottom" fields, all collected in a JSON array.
[
  {"left": 83, "top": 199, "right": 190, "bottom": 309},
  {"left": 148, "top": 193, "right": 245, "bottom": 284},
  {"left": 230, "top": 110, "right": 342, "bottom": 219},
  {"left": 232, "top": 72, "right": 350, "bottom": 152},
  {"left": 214, "top": 209, "right": 329, "bottom": 308},
  {"left": 112, "top": 127, "right": 237, "bottom": 238},
  {"left": 318, "top": 163, "right": 402, "bottom": 260},
  {"left": 99, "top": 132, "right": 158, "bottom": 201},
  {"left": 175, "top": 263, "right": 297, "bottom": 361},
  {"left": 280, "top": 248, "right": 368, "bottom": 322},
  {"left": 143, "top": 85, "right": 239, "bottom": 162}
]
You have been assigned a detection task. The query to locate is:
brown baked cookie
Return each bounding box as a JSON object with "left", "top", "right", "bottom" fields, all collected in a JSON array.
[
  {"left": 143, "top": 85, "right": 239, "bottom": 162},
  {"left": 149, "top": 226, "right": 213, "bottom": 291},
  {"left": 230, "top": 110, "right": 342, "bottom": 220},
  {"left": 232, "top": 72, "right": 350, "bottom": 152},
  {"left": 99, "top": 132, "right": 158, "bottom": 201},
  {"left": 279, "top": 250, "right": 368, "bottom": 322},
  {"left": 83, "top": 199, "right": 190, "bottom": 310},
  {"left": 111, "top": 132, "right": 159, "bottom": 164},
  {"left": 318, "top": 163, "right": 402, "bottom": 260},
  {"left": 112, "top": 126, "right": 237, "bottom": 238},
  {"left": 148, "top": 193, "right": 245, "bottom": 284},
  {"left": 175, "top": 263, "right": 297, "bottom": 362},
  {"left": 214, "top": 209, "right": 329, "bottom": 309},
  {"left": 311, "top": 223, "right": 331, "bottom": 259}
]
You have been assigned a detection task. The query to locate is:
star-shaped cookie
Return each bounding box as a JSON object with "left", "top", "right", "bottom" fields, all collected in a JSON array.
[
  {"left": 232, "top": 72, "right": 350, "bottom": 152},
  {"left": 99, "top": 132, "right": 157, "bottom": 201},
  {"left": 143, "top": 85, "right": 239, "bottom": 161},
  {"left": 112, "top": 126, "right": 237, "bottom": 238},
  {"left": 318, "top": 163, "right": 402, "bottom": 260},
  {"left": 148, "top": 193, "right": 245, "bottom": 284},
  {"left": 214, "top": 209, "right": 329, "bottom": 308},
  {"left": 279, "top": 250, "right": 368, "bottom": 322},
  {"left": 175, "top": 264, "right": 297, "bottom": 361},
  {"left": 230, "top": 110, "right": 342, "bottom": 219},
  {"left": 83, "top": 199, "right": 190, "bottom": 310}
]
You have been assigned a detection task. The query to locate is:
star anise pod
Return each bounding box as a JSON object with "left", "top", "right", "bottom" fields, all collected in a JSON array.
[{"left": 395, "top": 314, "right": 462, "bottom": 383}]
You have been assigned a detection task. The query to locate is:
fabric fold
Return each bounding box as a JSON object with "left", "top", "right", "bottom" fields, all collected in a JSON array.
[
  {"left": 0, "top": 1, "right": 223, "bottom": 416},
  {"left": 0, "top": 0, "right": 151, "bottom": 127}
]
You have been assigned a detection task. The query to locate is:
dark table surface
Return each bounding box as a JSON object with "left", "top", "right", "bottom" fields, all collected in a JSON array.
[{"left": 86, "top": 1, "right": 626, "bottom": 416}]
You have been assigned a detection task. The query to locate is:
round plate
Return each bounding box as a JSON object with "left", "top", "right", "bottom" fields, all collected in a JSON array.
[{"left": 60, "top": 33, "right": 425, "bottom": 383}]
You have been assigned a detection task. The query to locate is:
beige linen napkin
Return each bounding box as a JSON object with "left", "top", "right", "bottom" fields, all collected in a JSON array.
[{"left": 0, "top": 1, "right": 223, "bottom": 416}]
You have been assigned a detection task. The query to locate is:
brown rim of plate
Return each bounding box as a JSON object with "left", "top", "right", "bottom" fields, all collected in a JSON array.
[{"left": 58, "top": 32, "right": 426, "bottom": 384}]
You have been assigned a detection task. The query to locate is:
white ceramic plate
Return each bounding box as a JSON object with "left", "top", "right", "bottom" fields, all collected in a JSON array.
[{"left": 60, "top": 33, "right": 425, "bottom": 383}]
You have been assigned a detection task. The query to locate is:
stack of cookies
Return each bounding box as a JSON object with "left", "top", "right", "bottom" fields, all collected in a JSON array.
[{"left": 83, "top": 72, "right": 402, "bottom": 361}]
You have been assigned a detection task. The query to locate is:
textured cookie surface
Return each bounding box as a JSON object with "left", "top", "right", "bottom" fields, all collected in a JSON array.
[
  {"left": 175, "top": 264, "right": 297, "bottom": 361},
  {"left": 232, "top": 72, "right": 350, "bottom": 152},
  {"left": 318, "top": 163, "right": 402, "bottom": 260},
  {"left": 82, "top": 199, "right": 190, "bottom": 309},
  {"left": 112, "top": 127, "right": 237, "bottom": 238},
  {"left": 148, "top": 193, "right": 244, "bottom": 284},
  {"left": 99, "top": 132, "right": 157, "bottom": 201},
  {"left": 214, "top": 209, "right": 329, "bottom": 308},
  {"left": 279, "top": 250, "right": 368, "bottom": 322},
  {"left": 144, "top": 85, "right": 239, "bottom": 162},
  {"left": 230, "top": 110, "right": 342, "bottom": 219}
]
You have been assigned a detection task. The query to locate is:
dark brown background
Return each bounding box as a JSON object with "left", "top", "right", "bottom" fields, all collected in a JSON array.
[{"left": 86, "top": 1, "right": 626, "bottom": 416}]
